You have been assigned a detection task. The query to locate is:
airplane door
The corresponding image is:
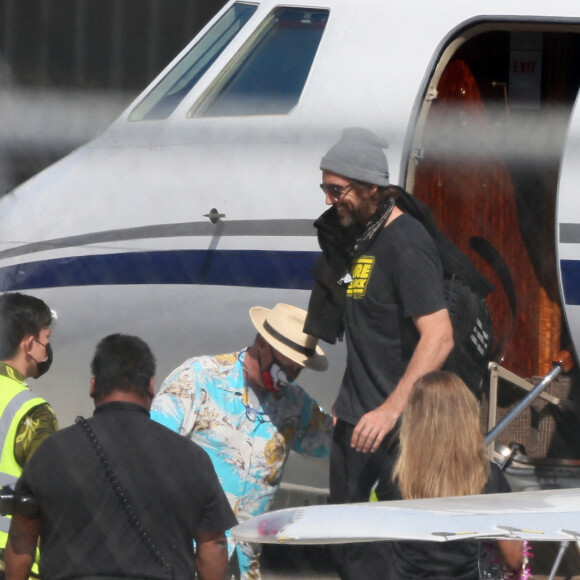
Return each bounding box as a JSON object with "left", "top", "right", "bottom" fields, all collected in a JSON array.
[
  {"left": 405, "top": 23, "right": 580, "bottom": 379},
  {"left": 557, "top": 93, "right": 580, "bottom": 364}
]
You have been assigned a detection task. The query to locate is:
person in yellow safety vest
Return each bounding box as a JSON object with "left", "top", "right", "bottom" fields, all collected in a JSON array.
[{"left": 0, "top": 293, "right": 58, "bottom": 579}]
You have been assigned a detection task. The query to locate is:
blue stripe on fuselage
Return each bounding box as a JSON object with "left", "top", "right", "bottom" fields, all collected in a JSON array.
[
  {"left": 0, "top": 249, "right": 319, "bottom": 292},
  {"left": 561, "top": 259, "right": 580, "bottom": 306}
]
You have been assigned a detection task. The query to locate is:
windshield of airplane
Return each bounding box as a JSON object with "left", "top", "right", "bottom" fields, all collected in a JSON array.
[
  {"left": 129, "top": 2, "right": 257, "bottom": 121},
  {"left": 189, "top": 7, "right": 329, "bottom": 117}
]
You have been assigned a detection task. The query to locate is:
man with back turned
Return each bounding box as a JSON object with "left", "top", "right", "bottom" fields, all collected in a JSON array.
[{"left": 6, "top": 333, "right": 236, "bottom": 580}]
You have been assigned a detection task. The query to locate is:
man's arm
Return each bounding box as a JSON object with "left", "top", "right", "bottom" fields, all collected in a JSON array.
[
  {"left": 15, "top": 403, "right": 58, "bottom": 468},
  {"left": 5, "top": 514, "right": 41, "bottom": 580},
  {"left": 351, "top": 308, "right": 454, "bottom": 453},
  {"left": 149, "top": 390, "right": 186, "bottom": 434},
  {"left": 194, "top": 530, "right": 229, "bottom": 580},
  {"left": 292, "top": 400, "right": 333, "bottom": 458},
  {"left": 150, "top": 365, "right": 197, "bottom": 434}
]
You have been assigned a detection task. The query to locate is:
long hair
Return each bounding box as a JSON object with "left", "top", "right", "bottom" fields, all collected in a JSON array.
[
  {"left": 349, "top": 181, "right": 401, "bottom": 205},
  {"left": 393, "top": 371, "right": 488, "bottom": 499}
]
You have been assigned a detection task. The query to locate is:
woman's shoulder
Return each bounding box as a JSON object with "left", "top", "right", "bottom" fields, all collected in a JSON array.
[{"left": 486, "top": 461, "right": 512, "bottom": 494}]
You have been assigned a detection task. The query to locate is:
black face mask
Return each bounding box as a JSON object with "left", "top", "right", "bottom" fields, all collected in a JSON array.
[{"left": 33, "top": 343, "right": 53, "bottom": 379}]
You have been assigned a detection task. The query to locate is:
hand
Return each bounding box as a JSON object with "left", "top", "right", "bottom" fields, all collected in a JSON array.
[{"left": 351, "top": 400, "right": 400, "bottom": 453}]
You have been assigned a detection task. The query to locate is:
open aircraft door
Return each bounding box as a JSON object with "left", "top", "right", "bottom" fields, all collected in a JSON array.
[
  {"left": 401, "top": 21, "right": 580, "bottom": 475},
  {"left": 557, "top": 94, "right": 580, "bottom": 366}
]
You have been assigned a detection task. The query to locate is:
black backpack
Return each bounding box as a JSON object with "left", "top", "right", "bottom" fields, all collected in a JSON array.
[
  {"left": 396, "top": 191, "right": 495, "bottom": 397},
  {"left": 306, "top": 192, "right": 496, "bottom": 397}
]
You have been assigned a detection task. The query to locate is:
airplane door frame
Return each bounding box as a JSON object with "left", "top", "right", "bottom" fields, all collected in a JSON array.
[
  {"left": 556, "top": 91, "right": 580, "bottom": 366},
  {"left": 401, "top": 17, "right": 580, "bottom": 379}
]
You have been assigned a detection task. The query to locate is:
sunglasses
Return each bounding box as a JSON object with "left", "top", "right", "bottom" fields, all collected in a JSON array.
[{"left": 319, "top": 183, "right": 353, "bottom": 201}]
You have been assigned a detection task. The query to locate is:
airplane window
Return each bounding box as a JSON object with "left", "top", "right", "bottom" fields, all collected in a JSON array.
[
  {"left": 129, "top": 3, "right": 257, "bottom": 121},
  {"left": 189, "top": 7, "right": 329, "bottom": 117}
]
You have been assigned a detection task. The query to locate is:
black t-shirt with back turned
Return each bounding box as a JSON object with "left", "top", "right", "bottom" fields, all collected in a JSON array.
[
  {"left": 390, "top": 462, "right": 512, "bottom": 580},
  {"left": 17, "top": 401, "right": 237, "bottom": 580},
  {"left": 335, "top": 213, "right": 447, "bottom": 425}
]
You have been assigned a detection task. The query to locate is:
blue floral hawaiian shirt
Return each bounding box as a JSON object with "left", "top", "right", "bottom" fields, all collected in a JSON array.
[{"left": 150, "top": 349, "right": 332, "bottom": 580}]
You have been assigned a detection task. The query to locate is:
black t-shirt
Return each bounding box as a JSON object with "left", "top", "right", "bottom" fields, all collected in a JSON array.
[
  {"left": 17, "top": 401, "right": 237, "bottom": 580},
  {"left": 336, "top": 214, "right": 447, "bottom": 425},
  {"left": 390, "top": 462, "right": 511, "bottom": 580}
]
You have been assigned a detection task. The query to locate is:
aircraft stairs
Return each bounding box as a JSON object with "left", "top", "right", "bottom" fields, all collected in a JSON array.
[
  {"left": 482, "top": 353, "right": 580, "bottom": 578},
  {"left": 477, "top": 356, "right": 580, "bottom": 580},
  {"left": 483, "top": 352, "right": 580, "bottom": 491}
]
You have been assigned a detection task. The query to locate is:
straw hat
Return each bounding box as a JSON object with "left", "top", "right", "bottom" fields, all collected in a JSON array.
[{"left": 249, "top": 304, "right": 328, "bottom": 371}]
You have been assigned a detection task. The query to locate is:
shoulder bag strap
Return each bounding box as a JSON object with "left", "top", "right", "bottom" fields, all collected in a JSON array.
[{"left": 75, "top": 416, "right": 174, "bottom": 578}]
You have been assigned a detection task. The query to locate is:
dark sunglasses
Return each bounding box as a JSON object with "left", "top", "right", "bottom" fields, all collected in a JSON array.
[{"left": 319, "top": 183, "right": 353, "bottom": 201}]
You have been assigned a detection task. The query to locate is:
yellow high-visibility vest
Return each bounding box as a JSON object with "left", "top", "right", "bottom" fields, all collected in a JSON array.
[{"left": 0, "top": 365, "right": 47, "bottom": 577}]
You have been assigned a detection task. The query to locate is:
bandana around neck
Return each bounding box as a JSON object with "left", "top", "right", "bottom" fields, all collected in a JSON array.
[{"left": 351, "top": 196, "right": 396, "bottom": 256}]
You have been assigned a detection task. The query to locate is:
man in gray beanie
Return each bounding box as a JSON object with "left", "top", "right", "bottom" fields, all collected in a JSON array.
[{"left": 305, "top": 127, "right": 454, "bottom": 580}]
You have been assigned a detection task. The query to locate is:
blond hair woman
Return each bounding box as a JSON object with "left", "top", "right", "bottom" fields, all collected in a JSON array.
[{"left": 392, "top": 371, "right": 526, "bottom": 579}]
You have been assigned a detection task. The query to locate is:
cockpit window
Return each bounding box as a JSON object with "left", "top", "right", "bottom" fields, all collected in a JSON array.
[
  {"left": 129, "top": 3, "right": 257, "bottom": 121},
  {"left": 189, "top": 7, "right": 329, "bottom": 118}
]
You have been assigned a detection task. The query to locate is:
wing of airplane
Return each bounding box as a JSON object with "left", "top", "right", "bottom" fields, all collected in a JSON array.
[{"left": 232, "top": 488, "right": 580, "bottom": 544}]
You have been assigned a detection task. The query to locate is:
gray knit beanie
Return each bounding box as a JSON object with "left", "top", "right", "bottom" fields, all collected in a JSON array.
[{"left": 320, "top": 127, "right": 390, "bottom": 186}]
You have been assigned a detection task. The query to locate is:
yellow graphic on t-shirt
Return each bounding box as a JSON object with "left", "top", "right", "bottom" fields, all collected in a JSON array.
[{"left": 346, "top": 256, "right": 375, "bottom": 298}]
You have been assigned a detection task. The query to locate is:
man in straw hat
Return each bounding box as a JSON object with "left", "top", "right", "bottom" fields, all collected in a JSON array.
[{"left": 151, "top": 303, "right": 332, "bottom": 580}]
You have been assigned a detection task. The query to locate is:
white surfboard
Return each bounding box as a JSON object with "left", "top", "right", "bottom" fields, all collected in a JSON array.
[{"left": 232, "top": 488, "right": 580, "bottom": 544}]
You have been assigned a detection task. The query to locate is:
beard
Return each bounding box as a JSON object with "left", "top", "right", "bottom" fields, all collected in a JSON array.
[
  {"left": 336, "top": 205, "right": 355, "bottom": 227},
  {"left": 337, "top": 199, "right": 375, "bottom": 228}
]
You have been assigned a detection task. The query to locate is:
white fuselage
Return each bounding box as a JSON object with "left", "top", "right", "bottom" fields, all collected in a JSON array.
[{"left": 2, "top": 0, "right": 580, "bottom": 493}]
